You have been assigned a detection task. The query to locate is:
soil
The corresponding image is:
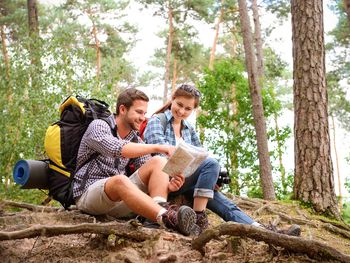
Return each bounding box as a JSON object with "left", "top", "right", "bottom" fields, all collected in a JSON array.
[{"left": 0, "top": 196, "right": 349, "bottom": 263}]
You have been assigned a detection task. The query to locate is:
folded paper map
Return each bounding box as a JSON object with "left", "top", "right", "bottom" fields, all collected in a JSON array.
[{"left": 162, "top": 141, "right": 209, "bottom": 177}]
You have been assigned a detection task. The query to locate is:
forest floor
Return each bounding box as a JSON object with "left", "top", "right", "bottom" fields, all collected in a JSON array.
[{"left": 0, "top": 195, "right": 350, "bottom": 263}]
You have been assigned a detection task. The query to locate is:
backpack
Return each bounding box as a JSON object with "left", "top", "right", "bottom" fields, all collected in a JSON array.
[
  {"left": 139, "top": 112, "right": 167, "bottom": 140},
  {"left": 44, "top": 95, "right": 112, "bottom": 209}
]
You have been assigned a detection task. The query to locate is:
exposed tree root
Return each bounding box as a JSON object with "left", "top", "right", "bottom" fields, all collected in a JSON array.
[
  {"left": 0, "top": 221, "right": 160, "bottom": 242},
  {"left": 192, "top": 222, "right": 350, "bottom": 263},
  {"left": 2, "top": 200, "right": 61, "bottom": 212}
]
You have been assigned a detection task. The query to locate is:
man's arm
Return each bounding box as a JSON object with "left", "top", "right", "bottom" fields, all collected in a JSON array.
[{"left": 121, "top": 142, "right": 175, "bottom": 158}]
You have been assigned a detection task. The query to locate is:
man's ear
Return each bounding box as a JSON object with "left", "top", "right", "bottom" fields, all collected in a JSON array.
[{"left": 119, "top": 105, "right": 127, "bottom": 115}]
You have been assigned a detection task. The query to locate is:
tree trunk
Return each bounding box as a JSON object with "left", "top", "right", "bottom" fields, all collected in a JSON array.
[
  {"left": 274, "top": 112, "right": 287, "bottom": 194},
  {"left": 1, "top": 25, "right": 10, "bottom": 82},
  {"left": 164, "top": 5, "right": 173, "bottom": 103},
  {"left": 230, "top": 82, "right": 240, "bottom": 195},
  {"left": 171, "top": 56, "right": 177, "bottom": 93},
  {"left": 27, "top": 0, "right": 39, "bottom": 37},
  {"left": 92, "top": 22, "right": 101, "bottom": 82},
  {"left": 331, "top": 115, "right": 342, "bottom": 210},
  {"left": 251, "top": 0, "right": 264, "bottom": 78},
  {"left": 209, "top": 0, "right": 224, "bottom": 70},
  {"left": 238, "top": 0, "right": 275, "bottom": 200},
  {"left": 343, "top": 0, "right": 350, "bottom": 25},
  {"left": 292, "top": 0, "right": 339, "bottom": 218},
  {"left": 27, "top": 0, "right": 41, "bottom": 91}
]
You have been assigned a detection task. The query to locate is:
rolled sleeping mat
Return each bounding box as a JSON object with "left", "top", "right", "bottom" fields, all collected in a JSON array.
[{"left": 13, "top": 160, "right": 49, "bottom": 189}]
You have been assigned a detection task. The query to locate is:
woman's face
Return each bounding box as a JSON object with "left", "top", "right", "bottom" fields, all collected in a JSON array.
[{"left": 171, "top": 96, "right": 196, "bottom": 121}]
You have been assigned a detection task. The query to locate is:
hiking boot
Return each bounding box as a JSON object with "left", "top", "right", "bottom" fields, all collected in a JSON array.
[
  {"left": 196, "top": 210, "right": 209, "bottom": 232},
  {"left": 161, "top": 205, "right": 196, "bottom": 236},
  {"left": 263, "top": 223, "right": 301, "bottom": 237},
  {"left": 283, "top": 224, "right": 301, "bottom": 236}
]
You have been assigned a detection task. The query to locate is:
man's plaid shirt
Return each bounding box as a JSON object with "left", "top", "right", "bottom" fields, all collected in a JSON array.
[
  {"left": 72, "top": 115, "right": 151, "bottom": 199},
  {"left": 143, "top": 109, "right": 201, "bottom": 151}
]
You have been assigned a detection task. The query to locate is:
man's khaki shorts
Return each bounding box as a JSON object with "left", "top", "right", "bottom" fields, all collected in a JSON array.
[{"left": 76, "top": 170, "right": 148, "bottom": 218}]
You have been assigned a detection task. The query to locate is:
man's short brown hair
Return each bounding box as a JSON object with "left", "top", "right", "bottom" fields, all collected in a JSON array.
[{"left": 116, "top": 88, "right": 149, "bottom": 115}]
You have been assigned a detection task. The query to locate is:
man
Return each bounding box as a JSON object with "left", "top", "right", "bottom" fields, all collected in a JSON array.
[{"left": 72, "top": 88, "right": 196, "bottom": 236}]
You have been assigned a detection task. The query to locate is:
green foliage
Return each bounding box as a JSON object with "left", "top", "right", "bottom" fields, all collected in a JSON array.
[
  {"left": 326, "top": 1, "right": 350, "bottom": 132},
  {"left": 342, "top": 202, "right": 350, "bottom": 225},
  {"left": 263, "top": 0, "right": 290, "bottom": 20},
  {"left": 0, "top": 0, "right": 138, "bottom": 194},
  {"left": 197, "top": 58, "right": 292, "bottom": 197}
]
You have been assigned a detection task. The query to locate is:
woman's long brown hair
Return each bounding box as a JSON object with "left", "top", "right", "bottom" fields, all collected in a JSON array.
[{"left": 153, "top": 85, "right": 200, "bottom": 115}]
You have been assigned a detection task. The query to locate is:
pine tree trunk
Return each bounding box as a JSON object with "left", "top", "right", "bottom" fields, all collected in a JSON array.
[
  {"left": 274, "top": 112, "right": 287, "bottom": 193},
  {"left": 171, "top": 56, "right": 177, "bottom": 93},
  {"left": 92, "top": 22, "right": 101, "bottom": 82},
  {"left": 292, "top": 0, "right": 339, "bottom": 218},
  {"left": 230, "top": 82, "right": 240, "bottom": 195},
  {"left": 209, "top": 0, "right": 224, "bottom": 70},
  {"left": 238, "top": 0, "right": 275, "bottom": 200},
  {"left": 27, "top": 0, "right": 39, "bottom": 37},
  {"left": 331, "top": 115, "right": 342, "bottom": 210},
  {"left": 164, "top": 5, "right": 173, "bottom": 103},
  {"left": 27, "top": 0, "right": 41, "bottom": 91},
  {"left": 343, "top": 0, "right": 350, "bottom": 25},
  {"left": 251, "top": 0, "right": 264, "bottom": 78},
  {"left": 1, "top": 25, "right": 10, "bottom": 82}
]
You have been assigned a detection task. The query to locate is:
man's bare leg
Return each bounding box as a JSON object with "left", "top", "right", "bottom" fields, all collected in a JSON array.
[
  {"left": 137, "top": 156, "right": 169, "bottom": 199},
  {"left": 104, "top": 174, "right": 161, "bottom": 221}
]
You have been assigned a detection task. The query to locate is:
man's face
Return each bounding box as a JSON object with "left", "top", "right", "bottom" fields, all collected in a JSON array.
[{"left": 122, "top": 99, "right": 148, "bottom": 131}]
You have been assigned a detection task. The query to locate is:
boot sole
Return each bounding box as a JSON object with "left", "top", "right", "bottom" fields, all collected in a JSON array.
[{"left": 177, "top": 206, "right": 196, "bottom": 236}]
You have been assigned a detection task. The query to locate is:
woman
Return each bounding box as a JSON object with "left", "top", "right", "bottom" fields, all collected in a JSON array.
[{"left": 143, "top": 84, "right": 260, "bottom": 233}]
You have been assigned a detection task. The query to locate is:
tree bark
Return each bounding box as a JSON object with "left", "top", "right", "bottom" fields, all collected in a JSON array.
[
  {"left": 1, "top": 25, "right": 10, "bottom": 81},
  {"left": 238, "top": 0, "right": 275, "bottom": 200},
  {"left": 27, "top": 0, "right": 39, "bottom": 37},
  {"left": 343, "top": 0, "right": 350, "bottom": 25},
  {"left": 251, "top": 0, "right": 264, "bottom": 78},
  {"left": 292, "top": 0, "right": 339, "bottom": 218},
  {"left": 92, "top": 22, "right": 101, "bottom": 82},
  {"left": 164, "top": 4, "right": 173, "bottom": 103},
  {"left": 209, "top": 0, "right": 224, "bottom": 70},
  {"left": 171, "top": 56, "right": 177, "bottom": 93},
  {"left": 331, "top": 115, "right": 342, "bottom": 209},
  {"left": 274, "top": 112, "right": 287, "bottom": 193},
  {"left": 192, "top": 223, "right": 350, "bottom": 263}
]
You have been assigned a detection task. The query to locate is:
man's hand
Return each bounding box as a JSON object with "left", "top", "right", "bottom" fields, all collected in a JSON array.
[
  {"left": 157, "top": 145, "right": 176, "bottom": 157},
  {"left": 168, "top": 173, "right": 185, "bottom": 192}
]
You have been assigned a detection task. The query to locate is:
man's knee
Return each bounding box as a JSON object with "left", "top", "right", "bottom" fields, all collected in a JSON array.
[
  {"left": 148, "top": 155, "right": 167, "bottom": 167},
  {"left": 105, "top": 175, "right": 130, "bottom": 200}
]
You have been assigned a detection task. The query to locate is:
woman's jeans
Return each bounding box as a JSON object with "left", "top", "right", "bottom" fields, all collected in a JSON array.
[
  {"left": 169, "top": 157, "right": 219, "bottom": 199},
  {"left": 169, "top": 157, "right": 255, "bottom": 225},
  {"left": 207, "top": 191, "right": 255, "bottom": 224}
]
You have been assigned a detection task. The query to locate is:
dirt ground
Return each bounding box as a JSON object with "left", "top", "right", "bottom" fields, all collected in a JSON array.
[{"left": 0, "top": 196, "right": 349, "bottom": 263}]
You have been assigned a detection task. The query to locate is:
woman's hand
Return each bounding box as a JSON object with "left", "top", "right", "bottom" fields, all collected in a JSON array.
[{"left": 168, "top": 173, "right": 185, "bottom": 192}]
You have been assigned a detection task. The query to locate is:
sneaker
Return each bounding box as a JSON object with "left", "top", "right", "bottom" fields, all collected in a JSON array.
[
  {"left": 161, "top": 205, "right": 196, "bottom": 236},
  {"left": 195, "top": 210, "right": 209, "bottom": 233},
  {"left": 263, "top": 223, "right": 301, "bottom": 237}
]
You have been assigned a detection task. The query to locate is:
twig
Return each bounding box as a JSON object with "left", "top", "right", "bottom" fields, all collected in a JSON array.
[{"left": 192, "top": 222, "right": 350, "bottom": 263}]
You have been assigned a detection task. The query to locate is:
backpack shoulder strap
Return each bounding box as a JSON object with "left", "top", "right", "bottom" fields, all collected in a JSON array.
[{"left": 156, "top": 112, "right": 167, "bottom": 134}]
